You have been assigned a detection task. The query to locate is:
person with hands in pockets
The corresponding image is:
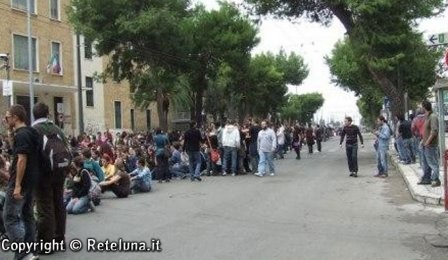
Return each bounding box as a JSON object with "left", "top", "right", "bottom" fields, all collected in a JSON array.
[{"left": 255, "top": 121, "right": 277, "bottom": 177}]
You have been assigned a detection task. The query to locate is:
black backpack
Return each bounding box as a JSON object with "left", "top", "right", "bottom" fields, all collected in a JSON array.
[{"left": 34, "top": 122, "right": 72, "bottom": 172}]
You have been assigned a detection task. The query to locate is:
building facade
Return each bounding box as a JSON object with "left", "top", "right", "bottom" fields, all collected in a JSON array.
[
  {"left": 1, "top": 0, "right": 183, "bottom": 135},
  {"left": 0, "top": 0, "right": 76, "bottom": 134}
]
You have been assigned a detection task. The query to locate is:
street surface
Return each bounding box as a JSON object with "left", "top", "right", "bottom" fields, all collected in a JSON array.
[{"left": 3, "top": 136, "right": 448, "bottom": 260}]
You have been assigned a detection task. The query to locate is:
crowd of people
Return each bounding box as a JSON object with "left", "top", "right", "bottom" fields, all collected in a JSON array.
[{"left": 0, "top": 102, "right": 334, "bottom": 259}]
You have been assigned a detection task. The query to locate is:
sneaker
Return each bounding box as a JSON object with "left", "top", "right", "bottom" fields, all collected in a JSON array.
[
  {"left": 231, "top": 173, "right": 236, "bottom": 177},
  {"left": 353, "top": 173, "right": 358, "bottom": 178},
  {"left": 378, "top": 174, "right": 388, "bottom": 178},
  {"left": 417, "top": 180, "right": 431, "bottom": 185},
  {"left": 349, "top": 173, "right": 354, "bottom": 177},
  {"left": 195, "top": 177, "right": 202, "bottom": 182},
  {"left": 222, "top": 172, "right": 227, "bottom": 176},
  {"left": 431, "top": 180, "right": 441, "bottom": 187},
  {"left": 89, "top": 201, "right": 96, "bottom": 212},
  {"left": 270, "top": 173, "right": 275, "bottom": 176},
  {"left": 254, "top": 172, "right": 263, "bottom": 177}
]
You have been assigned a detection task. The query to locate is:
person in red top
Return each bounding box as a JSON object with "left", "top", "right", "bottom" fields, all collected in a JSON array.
[{"left": 411, "top": 108, "right": 426, "bottom": 167}]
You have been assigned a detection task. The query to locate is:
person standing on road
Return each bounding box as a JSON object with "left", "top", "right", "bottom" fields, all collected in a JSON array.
[
  {"left": 221, "top": 120, "right": 240, "bottom": 176},
  {"left": 255, "top": 121, "right": 277, "bottom": 177},
  {"left": 418, "top": 101, "right": 441, "bottom": 187},
  {"left": 183, "top": 121, "right": 203, "bottom": 182},
  {"left": 32, "top": 102, "right": 70, "bottom": 253},
  {"left": 374, "top": 116, "right": 392, "bottom": 178},
  {"left": 305, "top": 123, "right": 315, "bottom": 154},
  {"left": 276, "top": 124, "right": 285, "bottom": 159},
  {"left": 154, "top": 128, "right": 170, "bottom": 183},
  {"left": 315, "top": 125, "right": 323, "bottom": 152},
  {"left": 340, "top": 116, "right": 364, "bottom": 177},
  {"left": 3, "top": 105, "right": 40, "bottom": 260},
  {"left": 249, "top": 120, "right": 262, "bottom": 173}
]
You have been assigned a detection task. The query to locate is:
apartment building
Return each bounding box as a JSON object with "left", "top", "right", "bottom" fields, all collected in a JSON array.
[
  {"left": 0, "top": 0, "right": 76, "bottom": 134},
  {"left": 0, "top": 0, "right": 185, "bottom": 135}
]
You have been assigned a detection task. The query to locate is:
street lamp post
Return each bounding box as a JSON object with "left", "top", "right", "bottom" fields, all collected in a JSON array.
[{"left": 27, "top": 0, "right": 34, "bottom": 122}]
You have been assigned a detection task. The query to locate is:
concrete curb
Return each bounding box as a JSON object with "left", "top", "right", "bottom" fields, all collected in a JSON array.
[{"left": 389, "top": 154, "right": 444, "bottom": 206}]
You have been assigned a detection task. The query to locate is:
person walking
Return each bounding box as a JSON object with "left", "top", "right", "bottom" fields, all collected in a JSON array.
[
  {"left": 3, "top": 105, "right": 40, "bottom": 260},
  {"left": 315, "top": 125, "right": 323, "bottom": 152},
  {"left": 32, "top": 102, "right": 71, "bottom": 254},
  {"left": 374, "top": 116, "right": 392, "bottom": 178},
  {"left": 255, "top": 121, "right": 277, "bottom": 177},
  {"left": 183, "top": 121, "right": 203, "bottom": 181},
  {"left": 340, "top": 116, "right": 364, "bottom": 177},
  {"left": 418, "top": 101, "right": 441, "bottom": 187}
]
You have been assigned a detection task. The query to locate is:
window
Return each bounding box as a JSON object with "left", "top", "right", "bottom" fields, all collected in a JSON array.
[
  {"left": 12, "top": 0, "right": 36, "bottom": 13},
  {"left": 48, "top": 41, "right": 62, "bottom": 75},
  {"left": 50, "top": 0, "right": 59, "bottom": 20},
  {"left": 13, "top": 34, "right": 37, "bottom": 71},
  {"left": 146, "top": 110, "right": 151, "bottom": 130},
  {"left": 86, "top": 77, "right": 94, "bottom": 107},
  {"left": 84, "top": 38, "right": 92, "bottom": 59},
  {"left": 130, "top": 109, "right": 135, "bottom": 131},
  {"left": 114, "top": 101, "right": 122, "bottom": 129}
]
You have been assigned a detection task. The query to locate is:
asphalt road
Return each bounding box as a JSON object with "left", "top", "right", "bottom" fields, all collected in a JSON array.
[{"left": 2, "top": 136, "right": 448, "bottom": 260}]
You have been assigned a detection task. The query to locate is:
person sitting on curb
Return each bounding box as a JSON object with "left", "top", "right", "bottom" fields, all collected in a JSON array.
[
  {"left": 129, "top": 158, "right": 152, "bottom": 193},
  {"left": 99, "top": 158, "right": 131, "bottom": 198},
  {"left": 66, "top": 156, "right": 92, "bottom": 215}
]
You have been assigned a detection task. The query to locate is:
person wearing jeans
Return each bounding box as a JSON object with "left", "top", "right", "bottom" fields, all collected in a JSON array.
[
  {"left": 374, "top": 116, "right": 392, "bottom": 178},
  {"left": 3, "top": 105, "right": 41, "bottom": 260},
  {"left": 221, "top": 120, "right": 240, "bottom": 176},
  {"left": 418, "top": 101, "right": 441, "bottom": 187},
  {"left": 183, "top": 121, "right": 203, "bottom": 182},
  {"left": 340, "top": 116, "right": 364, "bottom": 177},
  {"left": 249, "top": 120, "right": 261, "bottom": 173},
  {"left": 255, "top": 121, "right": 277, "bottom": 177},
  {"left": 66, "top": 156, "right": 92, "bottom": 215}
]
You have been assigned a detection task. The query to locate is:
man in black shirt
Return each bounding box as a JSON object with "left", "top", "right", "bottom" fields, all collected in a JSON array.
[
  {"left": 4, "top": 105, "right": 40, "bottom": 260},
  {"left": 248, "top": 120, "right": 262, "bottom": 174},
  {"left": 397, "top": 114, "right": 414, "bottom": 164},
  {"left": 340, "top": 117, "right": 364, "bottom": 177},
  {"left": 183, "top": 121, "right": 203, "bottom": 181}
]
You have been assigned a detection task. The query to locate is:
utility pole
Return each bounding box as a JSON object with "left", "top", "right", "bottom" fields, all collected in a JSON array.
[
  {"left": 27, "top": 0, "right": 34, "bottom": 122},
  {"left": 76, "top": 33, "right": 84, "bottom": 134},
  {"left": 6, "top": 53, "right": 11, "bottom": 108}
]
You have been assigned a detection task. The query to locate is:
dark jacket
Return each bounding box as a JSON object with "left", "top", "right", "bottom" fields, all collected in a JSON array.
[{"left": 72, "top": 169, "right": 91, "bottom": 198}]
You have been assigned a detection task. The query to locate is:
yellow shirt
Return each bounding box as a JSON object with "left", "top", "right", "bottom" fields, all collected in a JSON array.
[{"left": 102, "top": 164, "right": 116, "bottom": 180}]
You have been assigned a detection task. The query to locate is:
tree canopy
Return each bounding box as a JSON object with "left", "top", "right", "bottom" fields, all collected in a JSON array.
[
  {"left": 245, "top": 0, "right": 444, "bottom": 119},
  {"left": 281, "top": 93, "right": 324, "bottom": 124}
]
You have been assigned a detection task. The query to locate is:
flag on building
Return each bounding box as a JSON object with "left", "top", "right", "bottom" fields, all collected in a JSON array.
[{"left": 47, "top": 54, "right": 62, "bottom": 74}]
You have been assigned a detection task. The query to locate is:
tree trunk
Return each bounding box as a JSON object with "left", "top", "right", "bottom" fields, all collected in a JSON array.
[
  {"left": 367, "top": 66, "right": 404, "bottom": 118},
  {"left": 195, "top": 88, "right": 204, "bottom": 127},
  {"left": 156, "top": 90, "right": 168, "bottom": 132}
]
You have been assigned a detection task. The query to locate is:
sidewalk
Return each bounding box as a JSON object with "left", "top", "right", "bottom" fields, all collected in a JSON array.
[{"left": 389, "top": 152, "right": 445, "bottom": 206}]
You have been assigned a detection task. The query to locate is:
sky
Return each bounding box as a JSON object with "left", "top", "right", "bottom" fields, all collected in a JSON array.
[{"left": 196, "top": 0, "right": 448, "bottom": 125}]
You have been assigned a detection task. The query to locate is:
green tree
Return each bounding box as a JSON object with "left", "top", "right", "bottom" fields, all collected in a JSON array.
[
  {"left": 183, "top": 3, "right": 259, "bottom": 125},
  {"left": 245, "top": 0, "right": 444, "bottom": 116},
  {"left": 69, "top": 0, "right": 191, "bottom": 131},
  {"left": 281, "top": 93, "right": 324, "bottom": 123}
]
